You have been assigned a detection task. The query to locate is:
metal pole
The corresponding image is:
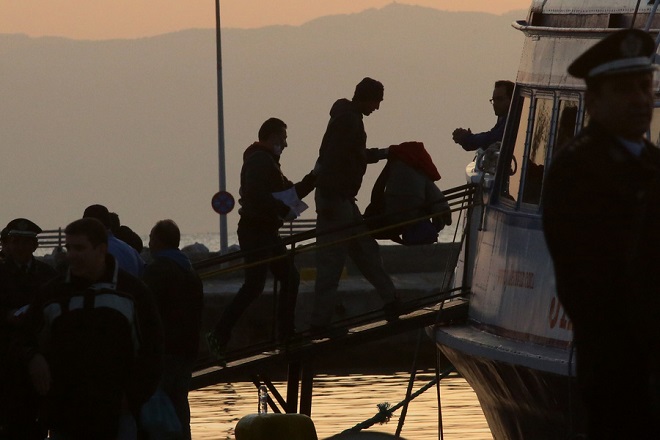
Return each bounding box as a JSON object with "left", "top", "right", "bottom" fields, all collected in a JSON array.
[{"left": 215, "top": 0, "right": 228, "bottom": 252}]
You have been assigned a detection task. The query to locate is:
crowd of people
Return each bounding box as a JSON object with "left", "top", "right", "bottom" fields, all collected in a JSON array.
[
  {"left": 0, "top": 209, "right": 203, "bottom": 440},
  {"left": 0, "top": 76, "right": 463, "bottom": 439},
  {"left": 7, "top": 25, "right": 656, "bottom": 436}
]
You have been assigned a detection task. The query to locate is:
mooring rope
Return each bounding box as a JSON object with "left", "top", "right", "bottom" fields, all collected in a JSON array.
[{"left": 338, "top": 366, "right": 455, "bottom": 435}]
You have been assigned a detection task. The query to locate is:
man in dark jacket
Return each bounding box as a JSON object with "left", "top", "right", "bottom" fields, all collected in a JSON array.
[
  {"left": 452, "top": 80, "right": 514, "bottom": 151},
  {"left": 0, "top": 219, "right": 58, "bottom": 440},
  {"left": 17, "top": 218, "right": 163, "bottom": 440},
  {"left": 310, "top": 78, "right": 401, "bottom": 334},
  {"left": 207, "top": 118, "right": 316, "bottom": 361},
  {"left": 543, "top": 29, "right": 660, "bottom": 439},
  {"left": 143, "top": 219, "right": 203, "bottom": 440}
]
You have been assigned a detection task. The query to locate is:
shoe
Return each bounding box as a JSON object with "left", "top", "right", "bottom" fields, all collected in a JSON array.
[
  {"left": 206, "top": 331, "right": 228, "bottom": 367},
  {"left": 383, "top": 298, "right": 403, "bottom": 323},
  {"left": 309, "top": 324, "right": 349, "bottom": 340}
]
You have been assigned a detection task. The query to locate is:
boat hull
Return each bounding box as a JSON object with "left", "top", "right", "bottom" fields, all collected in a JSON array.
[{"left": 435, "top": 326, "right": 586, "bottom": 440}]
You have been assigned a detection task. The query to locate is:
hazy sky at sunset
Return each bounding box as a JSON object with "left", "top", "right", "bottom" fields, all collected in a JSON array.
[{"left": 2, "top": 0, "right": 531, "bottom": 39}]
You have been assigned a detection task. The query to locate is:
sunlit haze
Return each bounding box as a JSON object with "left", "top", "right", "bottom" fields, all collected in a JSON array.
[
  {"left": 1, "top": 1, "right": 528, "bottom": 240},
  {"left": 2, "top": 0, "right": 531, "bottom": 39}
]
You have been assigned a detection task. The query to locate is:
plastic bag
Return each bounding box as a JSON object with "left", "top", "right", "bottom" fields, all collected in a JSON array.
[{"left": 139, "top": 388, "right": 183, "bottom": 440}]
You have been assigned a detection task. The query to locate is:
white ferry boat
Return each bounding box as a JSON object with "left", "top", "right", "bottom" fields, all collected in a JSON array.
[{"left": 434, "top": 1, "right": 660, "bottom": 439}]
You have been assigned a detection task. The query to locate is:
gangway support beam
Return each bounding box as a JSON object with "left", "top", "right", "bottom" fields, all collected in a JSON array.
[
  {"left": 300, "top": 362, "right": 315, "bottom": 417},
  {"left": 286, "top": 360, "right": 301, "bottom": 413}
]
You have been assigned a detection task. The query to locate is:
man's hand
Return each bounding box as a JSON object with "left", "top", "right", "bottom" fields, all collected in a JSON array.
[
  {"left": 28, "top": 353, "right": 51, "bottom": 396},
  {"left": 282, "top": 209, "right": 297, "bottom": 222},
  {"left": 452, "top": 127, "right": 472, "bottom": 144}
]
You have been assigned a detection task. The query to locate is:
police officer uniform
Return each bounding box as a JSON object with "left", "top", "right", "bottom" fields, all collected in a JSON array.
[
  {"left": 0, "top": 218, "right": 58, "bottom": 440},
  {"left": 542, "top": 29, "right": 660, "bottom": 439}
]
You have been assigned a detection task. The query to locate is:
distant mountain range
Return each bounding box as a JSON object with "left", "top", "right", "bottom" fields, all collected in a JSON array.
[{"left": 0, "top": 3, "right": 526, "bottom": 238}]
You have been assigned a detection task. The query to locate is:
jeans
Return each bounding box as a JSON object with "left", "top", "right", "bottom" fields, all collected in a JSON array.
[
  {"left": 311, "top": 194, "right": 396, "bottom": 327},
  {"left": 213, "top": 225, "right": 299, "bottom": 344}
]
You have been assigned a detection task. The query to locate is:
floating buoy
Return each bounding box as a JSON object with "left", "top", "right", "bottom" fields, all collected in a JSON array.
[{"left": 235, "top": 413, "right": 318, "bottom": 440}]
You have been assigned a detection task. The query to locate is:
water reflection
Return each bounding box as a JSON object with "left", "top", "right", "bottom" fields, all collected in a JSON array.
[{"left": 189, "top": 371, "right": 491, "bottom": 439}]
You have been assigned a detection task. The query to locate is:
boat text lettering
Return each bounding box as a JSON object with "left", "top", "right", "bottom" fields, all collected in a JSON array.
[
  {"left": 497, "top": 269, "right": 535, "bottom": 289},
  {"left": 548, "top": 297, "right": 572, "bottom": 331}
]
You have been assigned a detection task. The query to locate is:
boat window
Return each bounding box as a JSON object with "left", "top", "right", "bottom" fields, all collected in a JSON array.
[
  {"left": 553, "top": 100, "right": 579, "bottom": 156},
  {"left": 650, "top": 105, "right": 660, "bottom": 146},
  {"left": 521, "top": 97, "right": 553, "bottom": 205},
  {"left": 500, "top": 96, "right": 531, "bottom": 203}
]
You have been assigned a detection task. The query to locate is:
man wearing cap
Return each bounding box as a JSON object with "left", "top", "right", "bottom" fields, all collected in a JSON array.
[
  {"left": 0, "top": 219, "right": 57, "bottom": 439},
  {"left": 543, "top": 29, "right": 660, "bottom": 438},
  {"left": 310, "top": 77, "right": 401, "bottom": 335}
]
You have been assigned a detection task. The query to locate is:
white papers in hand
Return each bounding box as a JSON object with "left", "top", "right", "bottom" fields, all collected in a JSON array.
[{"left": 272, "top": 187, "right": 309, "bottom": 217}]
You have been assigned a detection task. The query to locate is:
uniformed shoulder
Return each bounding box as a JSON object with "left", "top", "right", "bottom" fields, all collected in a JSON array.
[{"left": 561, "top": 129, "right": 599, "bottom": 157}]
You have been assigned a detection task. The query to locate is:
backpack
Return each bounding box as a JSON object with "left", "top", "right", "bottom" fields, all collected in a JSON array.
[{"left": 363, "top": 161, "right": 439, "bottom": 246}]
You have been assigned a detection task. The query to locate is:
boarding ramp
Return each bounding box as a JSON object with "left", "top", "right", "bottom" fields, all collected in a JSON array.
[{"left": 191, "top": 183, "right": 479, "bottom": 416}]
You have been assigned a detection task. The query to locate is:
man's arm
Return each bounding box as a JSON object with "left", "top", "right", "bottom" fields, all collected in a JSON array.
[
  {"left": 453, "top": 117, "right": 506, "bottom": 151},
  {"left": 242, "top": 152, "right": 290, "bottom": 219}
]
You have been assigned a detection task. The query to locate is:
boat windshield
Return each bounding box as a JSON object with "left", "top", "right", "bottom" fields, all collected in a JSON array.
[{"left": 497, "top": 91, "right": 581, "bottom": 209}]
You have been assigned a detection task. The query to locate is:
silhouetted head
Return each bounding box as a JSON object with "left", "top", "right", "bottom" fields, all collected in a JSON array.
[
  {"left": 64, "top": 218, "right": 108, "bottom": 280},
  {"left": 352, "top": 77, "right": 384, "bottom": 116},
  {"left": 2, "top": 218, "right": 42, "bottom": 264},
  {"left": 258, "top": 117, "right": 288, "bottom": 155},
  {"left": 491, "top": 80, "right": 514, "bottom": 117},
  {"left": 149, "top": 219, "right": 180, "bottom": 254},
  {"left": 570, "top": 29, "right": 656, "bottom": 141},
  {"left": 82, "top": 204, "right": 111, "bottom": 229}
]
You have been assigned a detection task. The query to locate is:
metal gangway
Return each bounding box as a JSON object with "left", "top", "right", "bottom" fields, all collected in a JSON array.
[{"left": 190, "top": 183, "right": 478, "bottom": 420}]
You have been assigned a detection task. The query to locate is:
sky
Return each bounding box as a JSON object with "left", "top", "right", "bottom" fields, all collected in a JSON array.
[
  {"left": 1, "top": 0, "right": 530, "bottom": 240},
  {"left": 1, "top": 0, "right": 531, "bottom": 39}
]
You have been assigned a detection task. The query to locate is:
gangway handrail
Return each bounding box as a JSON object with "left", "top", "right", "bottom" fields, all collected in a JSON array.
[
  {"left": 192, "top": 183, "right": 478, "bottom": 276},
  {"left": 191, "top": 289, "right": 468, "bottom": 386},
  {"left": 37, "top": 228, "right": 65, "bottom": 249}
]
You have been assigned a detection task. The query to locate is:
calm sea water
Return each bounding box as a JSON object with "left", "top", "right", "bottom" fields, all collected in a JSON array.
[{"left": 189, "top": 372, "right": 491, "bottom": 440}]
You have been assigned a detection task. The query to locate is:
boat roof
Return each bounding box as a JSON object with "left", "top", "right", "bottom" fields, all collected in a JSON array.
[{"left": 530, "top": 0, "right": 657, "bottom": 14}]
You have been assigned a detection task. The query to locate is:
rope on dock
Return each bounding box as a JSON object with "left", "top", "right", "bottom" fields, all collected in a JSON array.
[{"left": 339, "top": 365, "right": 455, "bottom": 435}]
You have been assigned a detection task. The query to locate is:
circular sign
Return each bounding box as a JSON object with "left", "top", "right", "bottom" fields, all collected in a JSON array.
[{"left": 211, "top": 191, "right": 235, "bottom": 215}]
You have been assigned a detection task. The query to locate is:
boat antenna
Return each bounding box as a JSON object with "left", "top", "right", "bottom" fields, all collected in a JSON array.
[{"left": 632, "top": 0, "right": 642, "bottom": 28}]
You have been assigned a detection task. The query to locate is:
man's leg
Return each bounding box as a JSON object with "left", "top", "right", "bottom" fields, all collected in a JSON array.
[
  {"left": 345, "top": 202, "right": 400, "bottom": 320},
  {"left": 348, "top": 231, "right": 397, "bottom": 304},
  {"left": 310, "top": 194, "right": 352, "bottom": 328},
  {"left": 270, "top": 240, "right": 299, "bottom": 341},
  {"left": 211, "top": 227, "right": 270, "bottom": 347}
]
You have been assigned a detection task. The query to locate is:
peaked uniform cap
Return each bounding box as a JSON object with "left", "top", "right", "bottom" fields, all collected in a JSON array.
[
  {"left": 568, "top": 29, "right": 657, "bottom": 79},
  {"left": 4, "top": 218, "right": 42, "bottom": 237}
]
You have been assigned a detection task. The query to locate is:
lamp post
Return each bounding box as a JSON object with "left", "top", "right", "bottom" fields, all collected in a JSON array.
[{"left": 215, "top": 0, "right": 228, "bottom": 252}]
